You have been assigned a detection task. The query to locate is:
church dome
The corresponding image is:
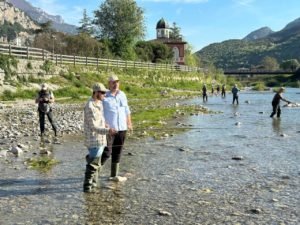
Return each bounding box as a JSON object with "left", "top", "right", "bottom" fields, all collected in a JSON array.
[{"left": 156, "top": 18, "right": 169, "bottom": 29}]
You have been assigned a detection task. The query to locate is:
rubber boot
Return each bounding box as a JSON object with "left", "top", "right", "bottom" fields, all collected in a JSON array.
[
  {"left": 111, "top": 163, "right": 119, "bottom": 177},
  {"left": 83, "top": 156, "right": 100, "bottom": 193}
]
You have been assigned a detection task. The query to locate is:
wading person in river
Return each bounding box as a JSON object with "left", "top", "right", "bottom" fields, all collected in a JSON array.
[
  {"left": 202, "top": 84, "right": 208, "bottom": 102},
  {"left": 35, "top": 83, "right": 58, "bottom": 138},
  {"left": 102, "top": 73, "right": 132, "bottom": 179},
  {"left": 221, "top": 84, "right": 226, "bottom": 98},
  {"left": 231, "top": 84, "right": 240, "bottom": 105},
  {"left": 83, "top": 83, "right": 116, "bottom": 193},
  {"left": 270, "top": 87, "right": 291, "bottom": 118}
]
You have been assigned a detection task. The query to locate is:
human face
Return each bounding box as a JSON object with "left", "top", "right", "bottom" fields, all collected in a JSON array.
[
  {"left": 109, "top": 80, "right": 119, "bottom": 92},
  {"left": 94, "top": 91, "right": 106, "bottom": 100}
]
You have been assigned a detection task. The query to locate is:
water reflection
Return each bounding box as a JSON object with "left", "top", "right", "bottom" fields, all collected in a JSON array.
[
  {"left": 83, "top": 185, "right": 124, "bottom": 224},
  {"left": 272, "top": 118, "right": 282, "bottom": 134}
]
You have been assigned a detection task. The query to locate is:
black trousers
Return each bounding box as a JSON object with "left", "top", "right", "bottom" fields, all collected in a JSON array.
[
  {"left": 203, "top": 93, "right": 208, "bottom": 102},
  {"left": 232, "top": 95, "right": 239, "bottom": 104},
  {"left": 221, "top": 91, "right": 226, "bottom": 98},
  {"left": 101, "top": 131, "right": 127, "bottom": 165},
  {"left": 270, "top": 103, "right": 281, "bottom": 118},
  {"left": 39, "top": 110, "right": 57, "bottom": 136}
]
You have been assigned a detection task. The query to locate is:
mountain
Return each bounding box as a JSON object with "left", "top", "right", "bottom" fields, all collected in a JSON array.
[
  {"left": 0, "top": 0, "right": 39, "bottom": 44},
  {"left": 7, "top": 0, "right": 77, "bottom": 34},
  {"left": 243, "top": 27, "right": 274, "bottom": 41},
  {"left": 196, "top": 17, "right": 300, "bottom": 70}
]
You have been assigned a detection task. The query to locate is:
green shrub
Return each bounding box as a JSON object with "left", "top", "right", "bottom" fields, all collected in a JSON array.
[
  {"left": 1, "top": 90, "right": 15, "bottom": 101},
  {"left": 27, "top": 62, "right": 33, "bottom": 70},
  {"left": 40, "top": 60, "right": 53, "bottom": 74},
  {"left": 252, "top": 82, "right": 266, "bottom": 91}
]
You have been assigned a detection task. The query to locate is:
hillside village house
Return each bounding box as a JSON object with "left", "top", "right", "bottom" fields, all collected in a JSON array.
[{"left": 151, "top": 18, "right": 187, "bottom": 65}]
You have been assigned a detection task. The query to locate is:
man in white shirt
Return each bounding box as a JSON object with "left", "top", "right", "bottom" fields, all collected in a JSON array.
[{"left": 102, "top": 73, "right": 132, "bottom": 178}]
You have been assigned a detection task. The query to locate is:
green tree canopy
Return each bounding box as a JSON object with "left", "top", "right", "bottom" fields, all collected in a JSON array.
[
  {"left": 261, "top": 56, "right": 279, "bottom": 70},
  {"left": 169, "top": 22, "right": 182, "bottom": 40},
  {"left": 93, "top": 0, "right": 145, "bottom": 59},
  {"left": 135, "top": 41, "right": 173, "bottom": 63},
  {"left": 77, "top": 9, "right": 94, "bottom": 35},
  {"left": 280, "top": 59, "right": 300, "bottom": 71}
]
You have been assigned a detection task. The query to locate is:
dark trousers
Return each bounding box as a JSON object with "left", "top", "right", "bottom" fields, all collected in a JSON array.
[
  {"left": 101, "top": 131, "right": 127, "bottom": 165},
  {"left": 39, "top": 110, "right": 57, "bottom": 136},
  {"left": 270, "top": 103, "right": 281, "bottom": 118},
  {"left": 221, "top": 91, "right": 226, "bottom": 98},
  {"left": 232, "top": 95, "right": 239, "bottom": 104},
  {"left": 203, "top": 93, "right": 208, "bottom": 102}
]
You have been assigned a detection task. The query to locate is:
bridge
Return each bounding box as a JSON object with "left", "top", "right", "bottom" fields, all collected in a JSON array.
[{"left": 224, "top": 70, "right": 295, "bottom": 76}]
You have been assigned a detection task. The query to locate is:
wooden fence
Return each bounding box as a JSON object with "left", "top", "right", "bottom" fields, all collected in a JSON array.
[{"left": 0, "top": 43, "right": 204, "bottom": 72}]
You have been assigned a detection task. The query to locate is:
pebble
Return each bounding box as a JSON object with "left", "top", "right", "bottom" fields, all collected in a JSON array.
[
  {"left": 280, "top": 133, "right": 288, "bottom": 137},
  {"left": 235, "top": 122, "right": 241, "bottom": 126},
  {"left": 158, "top": 210, "right": 172, "bottom": 216},
  {"left": 232, "top": 156, "right": 243, "bottom": 160},
  {"left": 249, "top": 208, "right": 262, "bottom": 214},
  {"left": 10, "top": 146, "right": 23, "bottom": 156}
]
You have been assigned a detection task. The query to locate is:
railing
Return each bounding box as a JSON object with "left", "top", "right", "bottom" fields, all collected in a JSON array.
[
  {"left": 224, "top": 69, "right": 295, "bottom": 75},
  {"left": 0, "top": 43, "right": 204, "bottom": 73}
]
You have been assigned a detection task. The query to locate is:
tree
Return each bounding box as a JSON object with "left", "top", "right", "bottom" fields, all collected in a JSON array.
[
  {"left": 169, "top": 22, "right": 182, "bottom": 40},
  {"left": 77, "top": 9, "right": 94, "bottom": 35},
  {"left": 93, "top": 0, "right": 145, "bottom": 59},
  {"left": 184, "top": 45, "right": 200, "bottom": 67},
  {"left": 35, "top": 21, "right": 54, "bottom": 34},
  {"left": 261, "top": 56, "right": 279, "bottom": 70},
  {"left": 135, "top": 41, "right": 173, "bottom": 63},
  {"left": 280, "top": 59, "right": 300, "bottom": 71}
]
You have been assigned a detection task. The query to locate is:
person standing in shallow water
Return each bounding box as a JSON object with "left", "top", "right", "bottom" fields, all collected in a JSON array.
[
  {"left": 202, "top": 84, "right": 208, "bottom": 102},
  {"left": 83, "top": 83, "right": 116, "bottom": 193},
  {"left": 221, "top": 84, "right": 226, "bottom": 98},
  {"left": 270, "top": 87, "right": 291, "bottom": 118},
  {"left": 35, "top": 83, "right": 58, "bottom": 138},
  {"left": 102, "top": 73, "right": 133, "bottom": 179},
  {"left": 231, "top": 84, "right": 240, "bottom": 105}
]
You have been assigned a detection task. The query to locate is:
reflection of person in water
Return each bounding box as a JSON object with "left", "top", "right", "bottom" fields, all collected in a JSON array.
[
  {"left": 83, "top": 189, "right": 123, "bottom": 223},
  {"left": 272, "top": 117, "right": 282, "bottom": 134}
]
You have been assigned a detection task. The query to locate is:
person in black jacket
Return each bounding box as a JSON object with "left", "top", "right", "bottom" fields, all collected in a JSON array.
[
  {"left": 270, "top": 87, "right": 291, "bottom": 118},
  {"left": 35, "top": 83, "right": 58, "bottom": 137}
]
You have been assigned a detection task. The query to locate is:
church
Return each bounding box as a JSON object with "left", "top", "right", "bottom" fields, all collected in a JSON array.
[{"left": 152, "top": 18, "right": 187, "bottom": 65}]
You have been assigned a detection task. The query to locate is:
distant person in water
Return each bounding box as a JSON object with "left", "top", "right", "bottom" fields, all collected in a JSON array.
[
  {"left": 216, "top": 84, "right": 220, "bottom": 95},
  {"left": 231, "top": 84, "right": 240, "bottom": 105},
  {"left": 221, "top": 84, "right": 226, "bottom": 98},
  {"left": 270, "top": 87, "right": 291, "bottom": 118},
  {"left": 202, "top": 84, "right": 208, "bottom": 102},
  {"left": 211, "top": 85, "right": 214, "bottom": 95}
]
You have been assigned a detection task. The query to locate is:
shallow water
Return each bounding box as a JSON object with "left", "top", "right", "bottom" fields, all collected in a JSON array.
[{"left": 0, "top": 89, "right": 299, "bottom": 225}]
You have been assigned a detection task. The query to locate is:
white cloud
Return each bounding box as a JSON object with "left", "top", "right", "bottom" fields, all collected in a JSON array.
[{"left": 233, "top": 0, "right": 256, "bottom": 6}]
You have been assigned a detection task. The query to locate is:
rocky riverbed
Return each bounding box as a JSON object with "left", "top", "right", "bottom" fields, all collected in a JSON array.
[{"left": 0, "top": 90, "right": 299, "bottom": 225}]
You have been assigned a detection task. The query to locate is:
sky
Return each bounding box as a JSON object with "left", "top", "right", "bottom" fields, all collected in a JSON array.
[{"left": 27, "top": 0, "right": 300, "bottom": 52}]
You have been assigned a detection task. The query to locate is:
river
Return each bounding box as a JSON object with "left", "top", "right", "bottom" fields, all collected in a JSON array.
[{"left": 0, "top": 89, "right": 299, "bottom": 225}]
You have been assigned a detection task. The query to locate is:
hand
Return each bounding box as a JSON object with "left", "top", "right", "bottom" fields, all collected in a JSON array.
[
  {"left": 109, "top": 128, "right": 116, "bottom": 136},
  {"left": 127, "top": 124, "right": 133, "bottom": 136}
]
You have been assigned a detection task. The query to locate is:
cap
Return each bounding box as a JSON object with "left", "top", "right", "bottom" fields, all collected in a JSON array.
[
  {"left": 108, "top": 73, "right": 119, "bottom": 82},
  {"left": 279, "top": 87, "right": 285, "bottom": 92},
  {"left": 92, "top": 83, "right": 108, "bottom": 92},
  {"left": 41, "top": 83, "right": 48, "bottom": 90}
]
